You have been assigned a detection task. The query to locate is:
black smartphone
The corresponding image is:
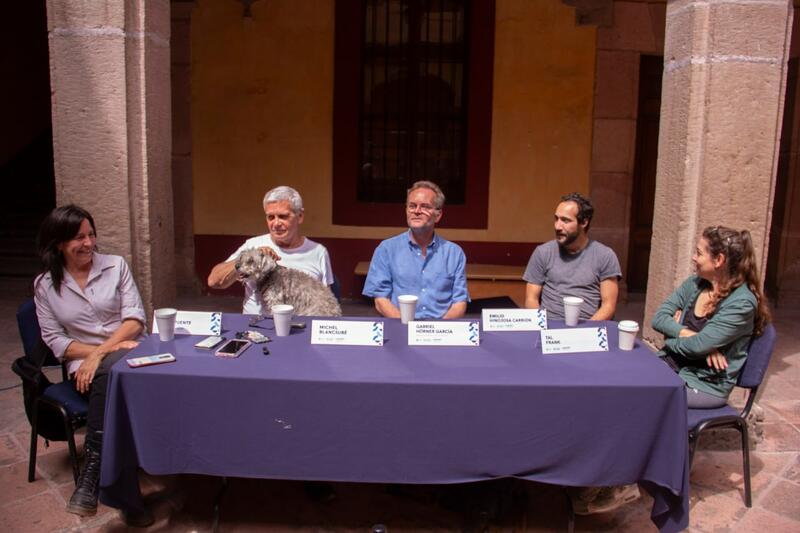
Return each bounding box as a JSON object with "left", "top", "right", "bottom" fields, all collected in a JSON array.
[{"left": 214, "top": 339, "right": 251, "bottom": 358}]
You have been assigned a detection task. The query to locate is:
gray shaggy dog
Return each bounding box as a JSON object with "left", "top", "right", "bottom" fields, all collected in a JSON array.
[{"left": 235, "top": 248, "right": 342, "bottom": 317}]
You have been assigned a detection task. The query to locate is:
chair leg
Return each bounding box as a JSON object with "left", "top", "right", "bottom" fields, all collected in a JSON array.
[
  {"left": 688, "top": 432, "right": 698, "bottom": 469},
  {"left": 740, "top": 422, "right": 752, "bottom": 507},
  {"left": 28, "top": 403, "right": 39, "bottom": 483},
  {"left": 212, "top": 476, "right": 228, "bottom": 533},
  {"left": 564, "top": 488, "right": 575, "bottom": 533},
  {"left": 64, "top": 419, "right": 80, "bottom": 485}
]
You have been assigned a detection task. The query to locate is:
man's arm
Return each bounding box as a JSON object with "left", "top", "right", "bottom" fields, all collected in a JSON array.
[
  {"left": 208, "top": 260, "right": 238, "bottom": 289},
  {"left": 525, "top": 283, "right": 543, "bottom": 309},
  {"left": 590, "top": 278, "right": 619, "bottom": 320},
  {"left": 442, "top": 301, "right": 467, "bottom": 319},
  {"left": 208, "top": 246, "right": 281, "bottom": 289},
  {"left": 374, "top": 297, "right": 401, "bottom": 318}
]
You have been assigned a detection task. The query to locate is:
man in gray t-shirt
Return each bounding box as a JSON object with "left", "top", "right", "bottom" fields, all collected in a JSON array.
[{"left": 523, "top": 193, "right": 621, "bottom": 321}]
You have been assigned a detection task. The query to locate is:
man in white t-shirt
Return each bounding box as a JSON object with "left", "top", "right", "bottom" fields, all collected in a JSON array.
[{"left": 207, "top": 186, "right": 334, "bottom": 314}]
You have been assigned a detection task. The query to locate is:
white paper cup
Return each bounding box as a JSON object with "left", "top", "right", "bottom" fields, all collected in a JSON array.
[
  {"left": 397, "top": 295, "right": 419, "bottom": 324},
  {"left": 272, "top": 304, "right": 294, "bottom": 337},
  {"left": 562, "top": 296, "right": 584, "bottom": 326},
  {"left": 155, "top": 308, "right": 177, "bottom": 342},
  {"left": 618, "top": 320, "right": 640, "bottom": 351}
]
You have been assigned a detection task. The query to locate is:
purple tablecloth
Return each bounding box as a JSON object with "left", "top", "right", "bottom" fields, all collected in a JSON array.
[{"left": 100, "top": 315, "right": 688, "bottom": 532}]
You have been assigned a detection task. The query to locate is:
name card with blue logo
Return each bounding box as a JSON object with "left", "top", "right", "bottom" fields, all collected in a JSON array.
[
  {"left": 482, "top": 308, "right": 547, "bottom": 331},
  {"left": 152, "top": 311, "right": 222, "bottom": 336},
  {"left": 408, "top": 321, "right": 480, "bottom": 346},
  {"left": 541, "top": 326, "right": 609, "bottom": 354},
  {"left": 311, "top": 320, "right": 384, "bottom": 346}
]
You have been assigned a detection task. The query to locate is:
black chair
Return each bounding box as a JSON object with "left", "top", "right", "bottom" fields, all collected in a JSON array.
[
  {"left": 687, "top": 323, "right": 777, "bottom": 507},
  {"left": 10, "top": 298, "right": 88, "bottom": 485}
]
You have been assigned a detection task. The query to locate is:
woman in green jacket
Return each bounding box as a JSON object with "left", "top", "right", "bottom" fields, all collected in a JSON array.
[{"left": 652, "top": 225, "right": 771, "bottom": 408}]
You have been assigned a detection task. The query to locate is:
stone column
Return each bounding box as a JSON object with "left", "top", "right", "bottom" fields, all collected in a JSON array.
[
  {"left": 47, "top": 0, "right": 175, "bottom": 317},
  {"left": 643, "top": 0, "right": 793, "bottom": 342}
]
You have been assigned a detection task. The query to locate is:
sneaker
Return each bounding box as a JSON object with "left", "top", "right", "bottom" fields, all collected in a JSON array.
[{"left": 572, "top": 484, "right": 640, "bottom": 515}]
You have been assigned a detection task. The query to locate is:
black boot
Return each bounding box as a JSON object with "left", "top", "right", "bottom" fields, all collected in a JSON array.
[{"left": 66, "top": 431, "right": 102, "bottom": 516}]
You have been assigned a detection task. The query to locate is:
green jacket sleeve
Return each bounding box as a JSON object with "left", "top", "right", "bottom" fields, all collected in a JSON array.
[
  {"left": 651, "top": 277, "right": 695, "bottom": 339},
  {"left": 663, "top": 296, "right": 755, "bottom": 359}
]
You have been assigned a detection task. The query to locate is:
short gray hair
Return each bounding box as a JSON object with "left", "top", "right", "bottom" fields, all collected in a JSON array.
[
  {"left": 263, "top": 186, "right": 304, "bottom": 213},
  {"left": 406, "top": 180, "right": 445, "bottom": 209}
]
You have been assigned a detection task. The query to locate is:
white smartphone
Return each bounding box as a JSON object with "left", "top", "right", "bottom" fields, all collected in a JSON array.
[
  {"left": 194, "top": 335, "right": 225, "bottom": 349},
  {"left": 127, "top": 353, "right": 176, "bottom": 368},
  {"left": 215, "top": 339, "right": 251, "bottom": 358}
]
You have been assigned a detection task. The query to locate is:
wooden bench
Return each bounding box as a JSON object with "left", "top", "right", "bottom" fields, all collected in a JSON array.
[{"left": 354, "top": 262, "right": 527, "bottom": 307}]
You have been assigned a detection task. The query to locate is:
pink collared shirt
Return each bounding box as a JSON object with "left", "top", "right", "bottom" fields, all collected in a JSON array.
[{"left": 34, "top": 253, "right": 146, "bottom": 375}]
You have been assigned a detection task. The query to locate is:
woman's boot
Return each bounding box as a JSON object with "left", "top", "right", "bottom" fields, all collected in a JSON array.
[{"left": 66, "top": 431, "right": 102, "bottom": 516}]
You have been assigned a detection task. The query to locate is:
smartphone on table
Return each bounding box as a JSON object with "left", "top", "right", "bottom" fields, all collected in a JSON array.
[{"left": 215, "top": 339, "right": 251, "bottom": 358}]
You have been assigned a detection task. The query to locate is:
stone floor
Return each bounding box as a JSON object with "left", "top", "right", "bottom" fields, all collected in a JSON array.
[{"left": 1, "top": 277, "right": 798, "bottom": 532}]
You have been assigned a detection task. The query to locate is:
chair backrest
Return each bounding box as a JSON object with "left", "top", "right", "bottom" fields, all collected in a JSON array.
[
  {"left": 737, "top": 323, "right": 777, "bottom": 389},
  {"left": 16, "top": 298, "right": 59, "bottom": 368}
]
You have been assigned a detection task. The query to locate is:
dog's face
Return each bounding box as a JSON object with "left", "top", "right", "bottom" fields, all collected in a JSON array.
[{"left": 235, "top": 248, "right": 278, "bottom": 281}]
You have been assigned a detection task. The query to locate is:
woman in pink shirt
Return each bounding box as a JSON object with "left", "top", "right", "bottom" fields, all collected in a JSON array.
[{"left": 34, "top": 205, "right": 150, "bottom": 525}]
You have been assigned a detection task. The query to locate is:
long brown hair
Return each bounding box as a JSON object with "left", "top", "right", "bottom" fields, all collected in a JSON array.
[{"left": 702, "top": 226, "right": 770, "bottom": 335}]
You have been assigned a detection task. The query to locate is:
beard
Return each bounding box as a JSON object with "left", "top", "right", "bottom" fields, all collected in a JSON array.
[{"left": 556, "top": 229, "right": 579, "bottom": 248}]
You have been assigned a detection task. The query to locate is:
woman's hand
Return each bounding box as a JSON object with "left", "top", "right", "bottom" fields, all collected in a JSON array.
[
  {"left": 113, "top": 340, "right": 139, "bottom": 352},
  {"left": 673, "top": 309, "right": 682, "bottom": 323},
  {"left": 679, "top": 328, "right": 696, "bottom": 338},
  {"left": 74, "top": 354, "right": 102, "bottom": 393},
  {"left": 706, "top": 350, "right": 729, "bottom": 371}
]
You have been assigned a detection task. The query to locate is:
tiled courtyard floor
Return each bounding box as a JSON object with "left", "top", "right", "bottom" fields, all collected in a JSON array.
[{"left": 1, "top": 277, "right": 798, "bottom": 532}]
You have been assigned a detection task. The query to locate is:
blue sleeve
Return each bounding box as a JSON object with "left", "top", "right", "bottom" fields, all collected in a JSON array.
[
  {"left": 450, "top": 247, "right": 469, "bottom": 303},
  {"left": 362, "top": 242, "right": 393, "bottom": 298}
]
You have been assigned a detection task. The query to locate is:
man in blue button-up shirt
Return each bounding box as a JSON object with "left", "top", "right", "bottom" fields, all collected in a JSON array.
[{"left": 363, "top": 181, "right": 469, "bottom": 319}]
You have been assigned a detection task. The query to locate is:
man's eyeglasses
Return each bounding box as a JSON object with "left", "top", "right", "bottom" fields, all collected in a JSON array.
[{"left": 406, "top": 203, "right": 439, "bottom": 214}]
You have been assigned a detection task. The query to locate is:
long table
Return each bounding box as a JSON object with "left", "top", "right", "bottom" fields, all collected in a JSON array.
[{"left": 99, "top": 314, "right": 689, "bottom": 532}]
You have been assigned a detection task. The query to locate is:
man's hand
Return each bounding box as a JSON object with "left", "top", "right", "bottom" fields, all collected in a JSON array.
[
  {"left": 259, "top": 247, "right": 281, "bottom": 261},
  {"left": 706, "top": 350, "right": 728, "bottom": 371}
]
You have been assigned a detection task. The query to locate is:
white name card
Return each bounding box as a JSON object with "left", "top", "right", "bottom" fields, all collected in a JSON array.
[
  {"left": 408, "top": 321, "right": 480, "bottom": 346},
  {"left": 482, "top": 308, "right": 547, "bottom": 331},
  {"left": 311, "top": 320, "right": 384, "bottom": 346},
  {"left": 541, "top": 326, "right": 609, "bottom": 354},
  {"left": 152, "top": 311, "right": 221, "bottom": 336}
]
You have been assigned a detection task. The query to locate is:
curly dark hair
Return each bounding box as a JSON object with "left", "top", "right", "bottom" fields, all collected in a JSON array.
[
  {"left": 560, "top": 192, "right": 594, "bottom": 231},
  {"left": 35, "top": 205, "right": 96, "bottom": 294},
  {"left": 701, "top": 225, "right": 771, "bottom": 336}
]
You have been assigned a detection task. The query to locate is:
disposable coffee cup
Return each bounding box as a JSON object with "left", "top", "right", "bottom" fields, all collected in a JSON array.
[
  {"left": 618, "top": 320, "right": 640, "bottom": 350},
  {"left": 562, "top": 296, "right": 584, "bottom": 327},
  {"left": 272, "top": 304, "right": 294, "bottom": 337},
  {"left": 155, "top": 308, "right": 177, "bottom": 342},
  {"left": 397, "top": 295, "right": 419, "bottom": 324}
]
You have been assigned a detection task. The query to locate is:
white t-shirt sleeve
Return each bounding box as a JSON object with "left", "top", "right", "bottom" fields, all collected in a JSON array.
[{"left": 320, "top": 247, "right": 334, "bottom": 286}]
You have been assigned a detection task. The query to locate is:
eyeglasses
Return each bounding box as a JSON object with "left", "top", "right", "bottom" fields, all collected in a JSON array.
[{"left": 406, "top": 203, "right": 439, "bottom": 214}]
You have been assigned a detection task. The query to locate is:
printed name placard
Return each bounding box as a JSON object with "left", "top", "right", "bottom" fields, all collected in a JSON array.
[
  {"left": 311, "top": 320, "right": 384, "bottom": 346},
  {"left": 408, "top": 321, "right": 480, "bottom": 346},
  {"left": 541, "top": 326, "right": 608, "bottom": 354},
  {"left": 152, "top": 311, "right": 222, "bottom": 336},
  {"left": 482, "top": 308, "right": 547, "bottom": 331}
]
